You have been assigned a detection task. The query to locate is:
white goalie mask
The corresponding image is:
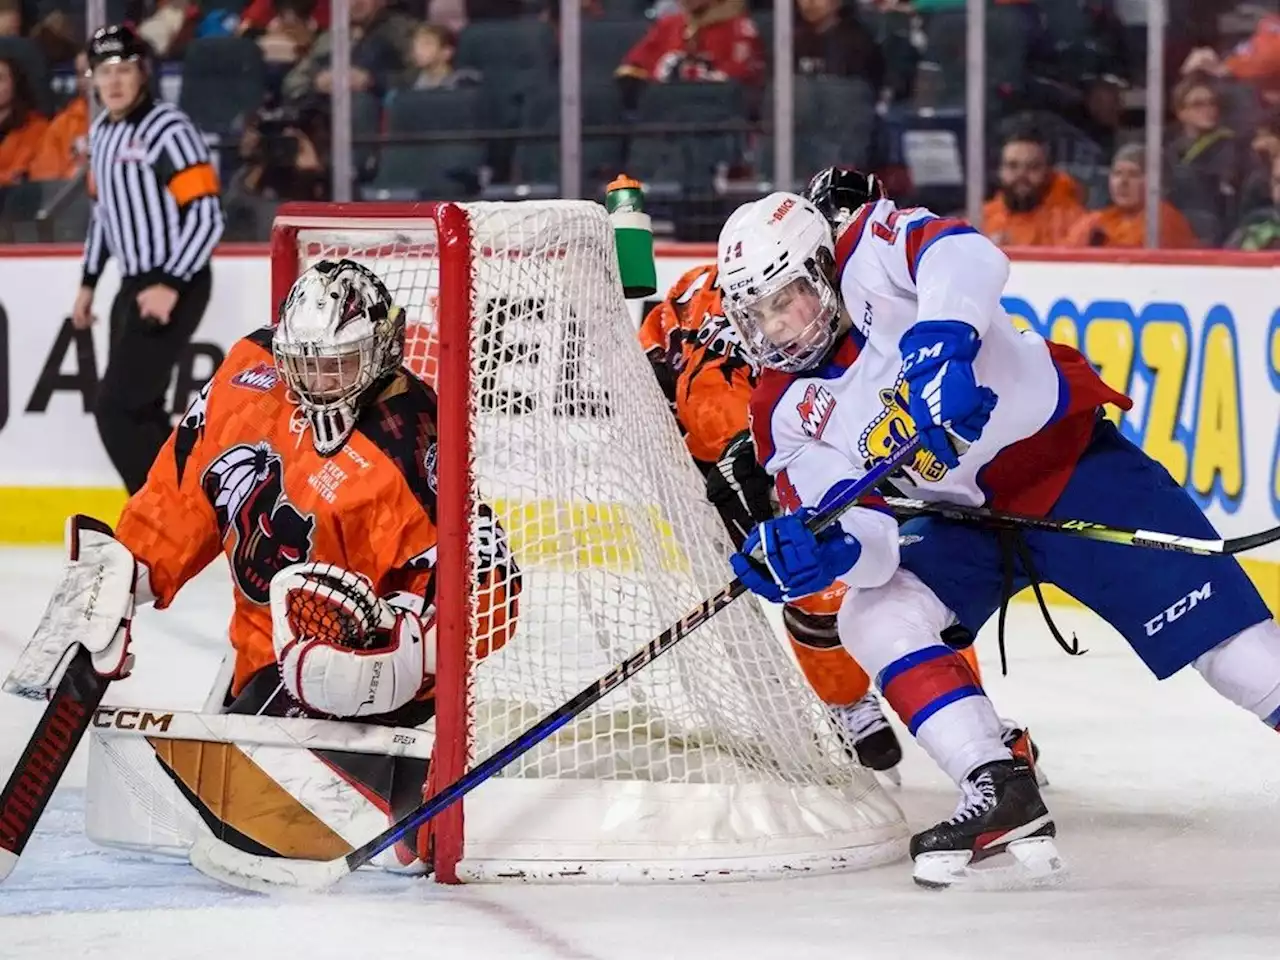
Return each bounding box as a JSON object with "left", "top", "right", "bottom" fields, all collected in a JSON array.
[
  {"left": 274, "top": 259, "right": 405, "bottom": 456},
  {"left": 717, "top": 192, "right": 841, "bottom": 374}
]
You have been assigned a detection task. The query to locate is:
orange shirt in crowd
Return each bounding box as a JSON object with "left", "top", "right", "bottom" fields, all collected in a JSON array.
[
  {"left": 0, "top": 112, "right": 50, "bottom": 186},
  {"left": 982, "top": 170, "right": 1087, "bottom": 247},
  {"left": 1063, "top": 201, "right": 1199, "bottom": 249},
  {"left": 28, "top": 97, "right": 88, "bottom": 182},
  {"left": 1223, "top": 15, "right": 1280, "bottom": 83}
]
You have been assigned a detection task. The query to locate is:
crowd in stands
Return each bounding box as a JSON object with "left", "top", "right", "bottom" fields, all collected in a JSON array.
[{"left": 0, "top": 0, "right": 1279, "bottom": 247}]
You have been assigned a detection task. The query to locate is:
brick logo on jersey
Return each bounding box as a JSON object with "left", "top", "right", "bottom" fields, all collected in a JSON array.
[
  {"left": 231, "top": 361, "right": 281, "bottom": 393},
  {"left": 797, "top": 384, "right": 836, "bottom": 439},
  {"left": 201, "top": 443, "right": 315, "bottom": 604}
]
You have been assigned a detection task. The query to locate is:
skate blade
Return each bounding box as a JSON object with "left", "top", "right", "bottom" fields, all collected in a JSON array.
[
  {"left": 877, "top": 766, "right": 902, "bottom": 788},
  {"left": 912, "top": 837, "right": 1067, "bottom": 891}
]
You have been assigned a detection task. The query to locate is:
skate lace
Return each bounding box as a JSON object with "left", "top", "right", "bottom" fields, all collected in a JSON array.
[
  {"left": 831, "top": 694, "right": 890, "bottom": 740},
  {"left": 947, "top": 771, "right": 997, "bottom": 825}
]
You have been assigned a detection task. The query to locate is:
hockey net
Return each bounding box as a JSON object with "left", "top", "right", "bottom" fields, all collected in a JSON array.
[{"left": 271, "top": 200, "right": 907, "bottom": 883}]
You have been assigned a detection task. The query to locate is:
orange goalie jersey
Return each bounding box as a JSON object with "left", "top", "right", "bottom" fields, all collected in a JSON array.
[{"left": 116, "top": 327, "right": 519, "bottom": 700}]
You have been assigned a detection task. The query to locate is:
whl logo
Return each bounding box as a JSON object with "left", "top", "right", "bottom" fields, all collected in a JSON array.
[
  {"left": 1144, "top": 581, "right": 1212, "bottom": 636},
  {"left": 797, "top": 384, "right": 836, "bottom": 439},
  {"left": 232, "top": 361, "right": 281, "bottom": 392}
]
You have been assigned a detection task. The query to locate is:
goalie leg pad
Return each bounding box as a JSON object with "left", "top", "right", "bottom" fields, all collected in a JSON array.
[{"left": 4, "top": 515, "right": 137, "bottom": 698}]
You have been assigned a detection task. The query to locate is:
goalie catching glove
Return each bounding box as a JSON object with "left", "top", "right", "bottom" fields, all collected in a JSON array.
[
  {"left": 270, "top": 562, "right": 436, "bottom": 718},
  {"left": 730, "top": 509, "right": 861, "bottom": 603}
]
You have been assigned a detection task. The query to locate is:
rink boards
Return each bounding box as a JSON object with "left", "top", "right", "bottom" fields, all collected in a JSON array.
[{"left": 0, "top": 245, "right": 1277, "bottom": 606}]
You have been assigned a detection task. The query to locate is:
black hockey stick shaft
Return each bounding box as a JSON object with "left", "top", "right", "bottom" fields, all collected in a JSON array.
[
  {"left": 882, "top": 496, "right": 1280, "bottom": 556},
  {"left": 328, "top": 437, "right": 924, "bottom": 879},
  {"left": 0, "top": 647, "right": 110, "bottom": 880}
]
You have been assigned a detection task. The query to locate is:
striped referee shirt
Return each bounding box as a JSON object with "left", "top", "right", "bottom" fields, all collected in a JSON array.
[{"left": 82, "top": 96, "right": 224, "bottom": 291}]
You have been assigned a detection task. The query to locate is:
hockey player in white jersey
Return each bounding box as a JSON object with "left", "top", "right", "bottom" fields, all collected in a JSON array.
[{"left": 721, "top": 168, "right": 1280, "bottom": 889}]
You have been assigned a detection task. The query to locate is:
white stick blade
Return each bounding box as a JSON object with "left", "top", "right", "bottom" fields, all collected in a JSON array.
[
  {"left": 189, "top": 835, "right": 349, "bottom": 894},
  {"left": 0, "top": 846, "right": 17, "bottom": 881}
]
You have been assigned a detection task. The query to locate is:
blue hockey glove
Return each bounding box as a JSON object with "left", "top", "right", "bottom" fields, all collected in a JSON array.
[
  {"left": 730, "top": 509, "right": 862, "bottom": 603},
  {"left": 899, "top": 320, "right": 999, "bottom": 470}
]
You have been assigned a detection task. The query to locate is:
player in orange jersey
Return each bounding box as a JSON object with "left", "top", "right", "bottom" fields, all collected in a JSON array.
[{"left": 27, "top": 259, "right": 518, "bottom": 871}]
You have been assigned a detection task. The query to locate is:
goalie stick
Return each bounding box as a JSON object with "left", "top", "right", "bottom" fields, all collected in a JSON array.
[
  {"left": 0, "top": 647, "right": 111, "bottom": 880},
  {"left": 881, "top": 496, "right": 1280, "bottom": 556},
  {"left": 187, "top": 435, "right": 925, "bottom": 893}
]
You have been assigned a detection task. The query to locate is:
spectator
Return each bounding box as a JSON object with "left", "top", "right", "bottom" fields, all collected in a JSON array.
[
  {"left": 1166, "top": 75, "right": 1241, "bottom": 230},
  {"left": 794, "top": 0, "right": 884, "bottom": 90},
  {"left": 1225, "top": 151, "right": 1280, "bottom": 251},
  {"left": 1181, "top": 15, "right": 1280, "bottom": 114},
  {"left": 1238, "top": 111, "right": 1280, "bottom": 217},
  {"left": 283, "top": 0, "right": 414, "bottom": 103},
  {"left": 138, "top": 0, "right": 197, "bottom": 59},
  {"left": 242, "top": 0, "right": 330, "bottom": 33},
  {"left": 615, "top": 0, "right": 764, "bottom": 85},
  {"left": 0, "top": 56, "right": 48, "bottom": 187},
  {"left": 227, "top": 99, "right": 330, "bottom": 203},
  {"left": 0, "top": 0, "right": 20, "bottom": 36},
  {"left": 251, "top": 0, "right": 318, "bottom": 95},
  {"left": 983, "top": 125, "right": 1086, "bottom": 247},
  {"left": 1065, "top": 144, "right": 1198, "bottom": 248},
  {"left": 28, "top": 51, "right": 90, "bottom": 181},
  {"left": 399, "top": 23, "right": 478, "bottom": 90}
]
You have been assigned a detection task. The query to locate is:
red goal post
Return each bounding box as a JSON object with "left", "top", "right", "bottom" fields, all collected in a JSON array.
[{"left": 271, "top": 201, "right": 908, "bottom": 884}]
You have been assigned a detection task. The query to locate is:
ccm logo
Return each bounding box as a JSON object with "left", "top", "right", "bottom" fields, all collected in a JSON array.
[
  {"left": 902, "top": 342, "right": 943, "bottom": 372},
  {"left": 93, "top": 707, "right": 174, "bottom": 732},
  {"left": 1144, "top": 582, "right": 1212, "bottom": 636}
]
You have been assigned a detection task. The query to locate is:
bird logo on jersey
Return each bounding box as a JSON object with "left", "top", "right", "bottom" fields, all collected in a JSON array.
[
  {"left": 201, "top": 443, "right": 316, "bottom": 604},
  {"left": 797, "top": 384, "right": 836, "bottom": 439},
  {"left": 859, "top": 376, "right": 948, "bottom": 483}
]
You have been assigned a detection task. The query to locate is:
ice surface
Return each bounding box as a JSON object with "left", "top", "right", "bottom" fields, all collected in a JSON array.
[{"left": 2, "top": 546, "right": 1280, "bottom": 959}]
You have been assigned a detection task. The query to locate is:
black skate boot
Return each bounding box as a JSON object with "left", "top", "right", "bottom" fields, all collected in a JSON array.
[
  {"left": 910, "top": 758, "right": 1065, "bottom": 890},
  {"left": 831, "top": 694, "right": 903, "bottom": 784},
  {"left": 1000, "top": 720, "right": 1048, "bottom": 786}
]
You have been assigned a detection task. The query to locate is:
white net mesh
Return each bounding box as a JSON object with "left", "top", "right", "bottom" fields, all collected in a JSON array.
[{"left": 282, "top": 201, "right": 906, "bottom": 879}]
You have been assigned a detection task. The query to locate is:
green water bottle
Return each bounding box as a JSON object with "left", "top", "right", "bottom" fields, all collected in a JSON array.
[{"left": 606, "top": 174, "right": 657, "bottom": 299}]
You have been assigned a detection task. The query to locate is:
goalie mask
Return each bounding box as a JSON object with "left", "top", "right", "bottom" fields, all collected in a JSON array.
[
  {"left": 717, "top": 192, "right": 840, "bottom": 374},
  {"left": 275, "top": 259, "right": 405, "bottom": 456}
]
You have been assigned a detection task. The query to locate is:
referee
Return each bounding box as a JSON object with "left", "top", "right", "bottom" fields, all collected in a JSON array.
[{"left": 70, "top": 24, "right": 225, "bottom": 494}]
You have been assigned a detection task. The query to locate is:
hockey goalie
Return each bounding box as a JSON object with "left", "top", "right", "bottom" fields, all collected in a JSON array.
[{"left": 5, "top": 259, "right": 519, "bottom": 874}]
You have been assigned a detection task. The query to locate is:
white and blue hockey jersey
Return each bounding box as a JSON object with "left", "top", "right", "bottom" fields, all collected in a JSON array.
[{"left": 747, "top": 200, "right": 1131, "bottom": 589}]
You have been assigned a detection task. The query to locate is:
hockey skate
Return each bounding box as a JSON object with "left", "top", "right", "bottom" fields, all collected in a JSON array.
[
  {"left": 1001, "top": 720, "right": 1048, "bottom": 786},
  {"left": 910, "top": 758, "right": 1065, "bottom": 890},
  {"left": 830, "top": 694, "right": 903, "bottom": 785}
]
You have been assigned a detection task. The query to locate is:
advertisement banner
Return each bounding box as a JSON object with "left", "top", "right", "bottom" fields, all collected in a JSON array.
[{"left": 0, "top": 249, "right": 1277, "bottom": 557}]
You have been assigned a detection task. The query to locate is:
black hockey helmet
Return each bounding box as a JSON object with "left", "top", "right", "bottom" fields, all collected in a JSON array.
[
  {"left": 87, "top": 24, "right": 150, "bottom": 71},
  {"left": 803, "top": 167, "right": 887, "bottom": 228}
]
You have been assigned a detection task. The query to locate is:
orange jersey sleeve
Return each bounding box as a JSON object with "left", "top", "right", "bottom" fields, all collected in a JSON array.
[
  {"left": 639, "top": 262, "right": 759, "bottom": 464},
  {"left": 115, "top": 339, "right": 263, "bottom": 607}
]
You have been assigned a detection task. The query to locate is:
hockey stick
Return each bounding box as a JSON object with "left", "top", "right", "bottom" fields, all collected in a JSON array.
[
  {"left": 881, "top": 496, "right": 1280, "bottom": 556},
  {"left": 188, "top": 436, "right": 924, "bottom": 893},
  {"left": 0, "top": 647, "right": 111, "bottom": 880}
]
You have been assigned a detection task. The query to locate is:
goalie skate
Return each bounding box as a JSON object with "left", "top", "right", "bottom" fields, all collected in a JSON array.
[{"left": 910, "top": 758, "right": 1065, "bottom": 891}]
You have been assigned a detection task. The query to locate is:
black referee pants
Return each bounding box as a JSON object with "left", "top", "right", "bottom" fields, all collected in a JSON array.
[{"left": 95, "top": 268, "right": 211, "bottom": 494}]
